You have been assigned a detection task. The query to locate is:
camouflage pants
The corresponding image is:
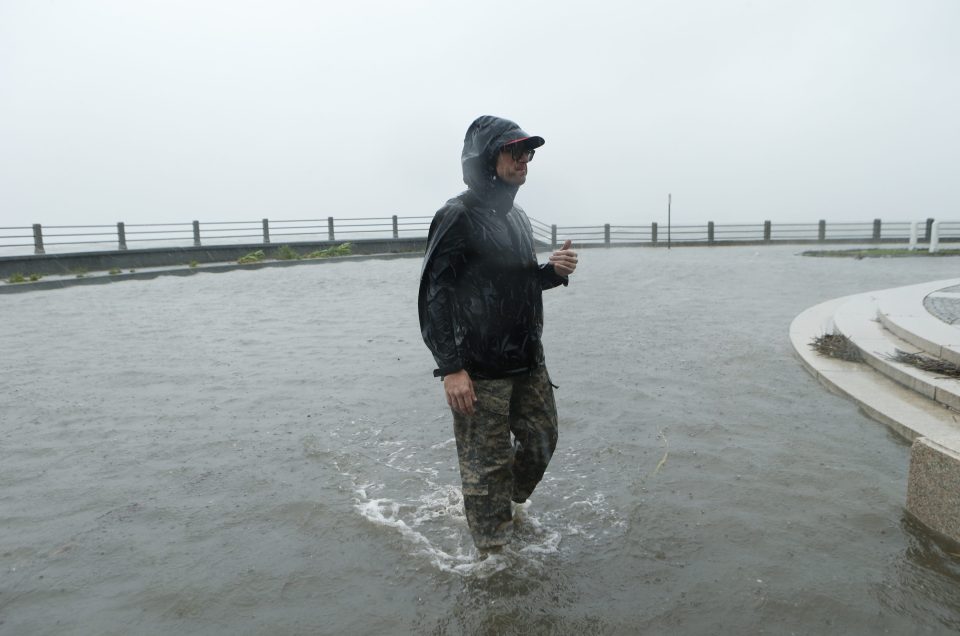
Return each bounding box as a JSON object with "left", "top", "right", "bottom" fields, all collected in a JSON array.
[{"left": 451, "top": 366, "right": 559, "bottom": 549}]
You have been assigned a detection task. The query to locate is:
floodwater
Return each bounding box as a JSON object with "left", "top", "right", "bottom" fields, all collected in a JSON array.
[{"left": 2, "top": 245, "right": 960, "bottom": 635}]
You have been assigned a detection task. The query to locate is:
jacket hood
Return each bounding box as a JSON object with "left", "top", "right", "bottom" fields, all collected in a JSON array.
[{"left": 461, "top": 115, "right": 544, "bottom": 211}]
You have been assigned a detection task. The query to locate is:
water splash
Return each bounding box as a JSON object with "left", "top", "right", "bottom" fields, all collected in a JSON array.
[{"left": 353, "top": 483, "right": 562, "bottom": 577}]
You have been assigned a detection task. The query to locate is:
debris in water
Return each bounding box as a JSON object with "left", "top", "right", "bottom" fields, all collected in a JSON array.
[{"left": 652, "top": 429, "right": 669, "bottom": 476}]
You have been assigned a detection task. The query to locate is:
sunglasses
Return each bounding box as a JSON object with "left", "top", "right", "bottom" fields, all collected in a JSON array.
[{"left": 502, "top": 144, "right": 535, "bottom": 162}]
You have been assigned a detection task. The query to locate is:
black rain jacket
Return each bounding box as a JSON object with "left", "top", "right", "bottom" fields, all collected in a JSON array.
[{"left": 418, "top": 116, "right": 567, "bottom": 380}]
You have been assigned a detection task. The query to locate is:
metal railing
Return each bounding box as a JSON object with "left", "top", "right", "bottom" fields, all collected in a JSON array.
[
  {"left": 0, "top": 216, "right": 435, "bottom": 256},
  {"left": 0, "top": 216, "right": 954, "bottom": 257}
]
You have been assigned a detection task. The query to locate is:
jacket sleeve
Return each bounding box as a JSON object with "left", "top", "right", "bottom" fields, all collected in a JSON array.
[
  {"left": 513, "top": 206, "right": 568, "bottom": 291},
  {"left": 538, "top": 263, "right": 568, "bottom": 290},
  {"left": 420, "top": 212, "right": 468, "bottom": 377}
]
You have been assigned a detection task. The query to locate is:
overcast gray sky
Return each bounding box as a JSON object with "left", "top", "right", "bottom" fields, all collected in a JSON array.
[{"left": 1, "top": 0, "right": 957, "bottom": 229}]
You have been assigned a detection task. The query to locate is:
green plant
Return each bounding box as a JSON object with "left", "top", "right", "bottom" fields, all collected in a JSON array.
[
  {"left": 6, "top": 273, "right": 26, "bottom": 284},
  {"left": 276, "top": 245, "right": 301, "bottom": 261},
  {"left": 109, "top": 268, "right": 122, "bottom": 275},
  {"left": 237, "top": 250, "right": 266, "bottom": 264},
  {"left": 304, "top": 242, "right": 352, "bottom": 259},
  {"left": 803, "top": 248, "right": 960, "bottom": 258},
  {"left": 28, "top": 273, "right": 42, "bottom": 282},
  {"left": 69, "top": 267, "right": 88, "bottom": 278},
  {"left": 189, "top": 260, "right": 199, "bottom": 268}
]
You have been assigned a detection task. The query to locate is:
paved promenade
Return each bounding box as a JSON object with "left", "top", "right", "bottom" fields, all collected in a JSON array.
[{"left": 791, "top": 278, "right": 960, "bottom": 544}]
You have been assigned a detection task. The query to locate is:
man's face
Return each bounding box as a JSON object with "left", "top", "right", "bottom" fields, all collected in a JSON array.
[{"left": 495, "top": 144, "right": 534, "bottom": 186}]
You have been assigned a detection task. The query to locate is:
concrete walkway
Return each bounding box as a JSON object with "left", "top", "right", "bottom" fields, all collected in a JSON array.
[{"left": 790, "top": 278, "right": 960, "bottom": 544}]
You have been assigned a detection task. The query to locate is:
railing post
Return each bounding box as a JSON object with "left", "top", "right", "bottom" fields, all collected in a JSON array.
[
  {"left": 707, "top": 221, "right": 714, "bottom": 244},
  {"left": 604, "top": 223, "right": 611, "bottom": 246},
  {"left": 551, "top": 224, "right": 557, "bottom": 249},
  {"left": 651, "top": 222, "right": 658, "bottom": 244},
  {"left": 262, "top": 218, "right": 270, "bottom": 244},
  {"left": 764, "top": 220, "right": 771, "bottom": 242},
  {"left": 873, "top": 218, "right": 881, "bottom": 241},
  {"left": 925, "top": 218, "right": 934, "bottom": 243},
  {"left": 192, "top": 220, "right": 201, "bottom": 247},
  {"left": 930, "top": 220, "right": 941, "bottom": 254},
  {"left": 909, "top": 221, "right": 919, "bottom": 251},
  {"left": 32, "top": 223, "right": 45, "bottom": 254},
  {"left": 117, "top": 222, "right": 127, "bottom": 250},
  {"left": 818, "top": 220, "right": 826, "bottom": 241},
  {"left": 328, "top": 216, "right": 335, "bottom": 241},
  {"left": 392, "top": 215, "right": 399, "bottom": 239}
]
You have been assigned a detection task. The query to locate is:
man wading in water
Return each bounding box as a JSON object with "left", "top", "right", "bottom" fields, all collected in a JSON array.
[{"left": 418, "top": 115, "right": 578, "bottom": 556}]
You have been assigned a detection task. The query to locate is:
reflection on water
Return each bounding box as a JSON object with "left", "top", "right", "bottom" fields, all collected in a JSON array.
[{"left": 2, "top": 246, "right": 960, "bottom": 634}]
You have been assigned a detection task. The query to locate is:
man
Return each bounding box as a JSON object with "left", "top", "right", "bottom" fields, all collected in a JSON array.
[{"left": 418, "top": 115, "right": 578, "bottom": 554}]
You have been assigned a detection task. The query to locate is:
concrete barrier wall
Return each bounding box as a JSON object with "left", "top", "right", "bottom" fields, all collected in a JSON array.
[{"left": 0, "top": 238, "right": 427, "bottom": 278}]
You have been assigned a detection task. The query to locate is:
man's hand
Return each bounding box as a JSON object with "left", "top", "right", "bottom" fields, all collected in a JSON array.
[
  {"left": 549, "top": 239, "right": 578, "bottom": 277},
  {"left": 443, "top": 369, "right": 477, "bottom": 416}
]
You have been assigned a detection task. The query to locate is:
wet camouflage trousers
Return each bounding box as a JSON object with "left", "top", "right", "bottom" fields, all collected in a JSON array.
[{"left": 451, "top": 366, "right": 559, "bottom": 549}]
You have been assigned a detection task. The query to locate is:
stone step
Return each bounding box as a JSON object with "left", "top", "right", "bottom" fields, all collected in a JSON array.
[
  {"left": 874, "top": 279, "right": 960, "bottom": 367},
  {"left": 790, "top": 294, "right": 960, "bottom": 446},
  {"left": 832, "top": 291, "right": 960, "bottom": 413}
]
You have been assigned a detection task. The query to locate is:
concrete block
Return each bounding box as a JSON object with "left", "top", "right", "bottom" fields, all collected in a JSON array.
[
  {"left": 907, "top": 437, "right": 960, "bottom": 543},
  {"left": 933, "top": 383, "right": 960, "bottom": 412}
]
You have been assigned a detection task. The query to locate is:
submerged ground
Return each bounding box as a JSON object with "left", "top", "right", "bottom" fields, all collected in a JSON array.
[{"left": 2, "top": 245, "right": 960, "bottom": 635}]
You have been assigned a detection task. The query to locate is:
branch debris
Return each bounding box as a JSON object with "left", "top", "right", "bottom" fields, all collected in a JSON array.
[
  {"left": 810, "top": 333, "right": 862, "bottom": 362},
  {"left": 886, "top": 349, "right": 960, "bottom": 379}
]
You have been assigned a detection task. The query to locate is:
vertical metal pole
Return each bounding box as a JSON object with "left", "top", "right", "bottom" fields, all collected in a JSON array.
[
  {"left": 764, "top": 220, "right": 771, "bottom": 242},
  {"left": 818, "top": 220, "right": 826, "bottom": 242},
  {"left": 328, "top": 217, "right": 335, "bottom": 241},
  {"left": 667, "top": 193, "right": 672, "bottom": 250},
  {"left": 873, "top": 218, "right": 881, "bottom": 242},
  {"left": 392, "top": 215, "right": 399, "bottom": 239},
  {"left": 925, "top": 218, "right": 934, "bottom": 243},
  {"left": 117, "top": 222, "right": 127, "bottom": 250},
  {"left": 604, "top": 223, "right": 611, "bottom": 246},
  {"left": 192, "top": 220, "right": 201, "bottom": 247},
  {"left": 551, "top": 224, "right": 557, "bottom": 249},
  {"left": 262, "top": 218, "right": 270, "bottom": 244},
  {"left": 32, "top": 224, "right": 45, "bottom": 254},
  {"left": 909, "top": 221, "right": 918, "bottom": 251},
  {"left": 707, "top": 221, "right": 714, "bottom": 244},
  {"left": 651, "top": 222, "right": 658, "bottom": 245}
]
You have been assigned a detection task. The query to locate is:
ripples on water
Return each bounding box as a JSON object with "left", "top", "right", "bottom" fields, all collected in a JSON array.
[{"left": 3, "top": 246, "right": 960, "bottom": 634}]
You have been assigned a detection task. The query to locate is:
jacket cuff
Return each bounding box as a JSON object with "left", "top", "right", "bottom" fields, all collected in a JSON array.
[
  {"left": 548, "top": 265, "right": 569, "bottom": 287},
  {"left": 433, "top": 363, "right": 463, "bottom": 378}
]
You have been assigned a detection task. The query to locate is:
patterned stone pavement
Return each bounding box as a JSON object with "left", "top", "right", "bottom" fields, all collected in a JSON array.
[{"left": 924, "top": 283, "right": 960, "bottom": 325}]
